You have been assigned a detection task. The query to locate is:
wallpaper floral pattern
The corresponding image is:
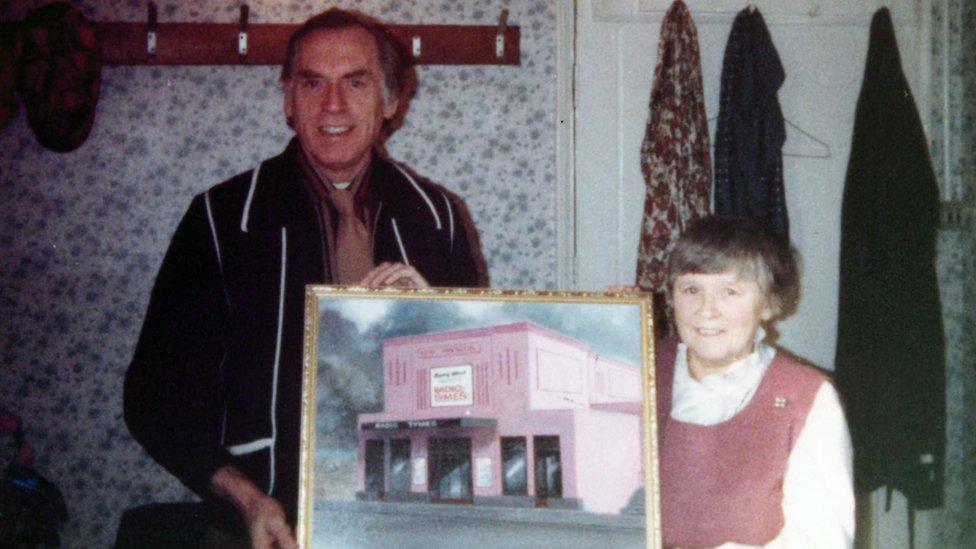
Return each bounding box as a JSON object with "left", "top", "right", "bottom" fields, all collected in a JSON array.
[
  {"left": 2, "top": 1, "right": 974, "bottom": 547},
  {"left": 930, "top": 0, "right": 976, "bottom": 546},
  {"left": 0, "top": 1, "right": 556, "bottom": 546}
]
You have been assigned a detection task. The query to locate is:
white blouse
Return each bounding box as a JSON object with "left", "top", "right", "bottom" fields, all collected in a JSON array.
[{"left": 671, "top": 333, "right": 855, "bottom": 548}]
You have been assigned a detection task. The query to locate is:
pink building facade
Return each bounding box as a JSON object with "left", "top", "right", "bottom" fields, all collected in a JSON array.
[{"left": 356, "top": 322, "right": 644, "bottom": 514}]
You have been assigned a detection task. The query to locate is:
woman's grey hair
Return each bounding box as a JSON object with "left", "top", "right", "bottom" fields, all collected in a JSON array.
[{"left": 666, "top": 215, "right": 799, "bottom": 317}]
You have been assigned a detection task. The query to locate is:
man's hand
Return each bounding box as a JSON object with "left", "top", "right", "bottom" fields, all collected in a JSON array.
[
  {"left": 210, "top": 465, "right": 298, "bottom": 549},
  {"left": 239, "top": 493, "right": 297, "bottom": 549},
  {"left": 358, "top": 261, "right": 430, "bottom": 288}
]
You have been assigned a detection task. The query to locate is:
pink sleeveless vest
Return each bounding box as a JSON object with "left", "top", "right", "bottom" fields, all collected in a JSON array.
[{"left": 656, "top": 339, "right": 828, "bottom": 548}]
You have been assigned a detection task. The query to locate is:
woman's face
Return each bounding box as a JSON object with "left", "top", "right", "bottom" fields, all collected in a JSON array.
[{"left": 672, "top": 269, "right": 772, "bottom": 379}]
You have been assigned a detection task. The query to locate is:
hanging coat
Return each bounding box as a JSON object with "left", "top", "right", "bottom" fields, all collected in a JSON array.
[
  {"left": 835, "top": 8, "right": 945, "bottom": 510},
  {"left": 635, "top": 0, "right": 711, "bottom": 291},
  {"left": 713, "top": 8, "right": 788, "bottom": 239}
]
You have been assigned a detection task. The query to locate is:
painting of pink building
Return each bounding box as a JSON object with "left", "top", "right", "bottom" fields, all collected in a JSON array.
[{"left": 356, "top": 321, "right": 644, "bottom": 514}]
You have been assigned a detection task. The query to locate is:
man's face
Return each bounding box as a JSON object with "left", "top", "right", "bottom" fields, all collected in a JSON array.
[{"left": 284, "top": 27, "right": 398, "bottom": 182}]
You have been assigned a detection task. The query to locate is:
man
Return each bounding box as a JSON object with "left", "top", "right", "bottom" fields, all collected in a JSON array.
[{"left": 124, "top": 9, "right": 481, "bottom": 547}]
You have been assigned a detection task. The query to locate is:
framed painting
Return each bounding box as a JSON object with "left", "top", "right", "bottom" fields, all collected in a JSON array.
[{"left": 297, "top": 286, "right": 661, "bottom": 548}]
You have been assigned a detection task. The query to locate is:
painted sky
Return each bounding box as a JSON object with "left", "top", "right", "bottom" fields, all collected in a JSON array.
[{"left": 320, "top": 296, "right": 645, "bottom": 364}]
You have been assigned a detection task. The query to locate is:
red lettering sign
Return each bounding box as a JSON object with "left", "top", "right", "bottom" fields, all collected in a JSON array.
[
  {"left": 433, "top": 385, "right": 469, "bottom": 402},
  {"left": 417, "top": 342, "right": 481, "bottom": 359}
]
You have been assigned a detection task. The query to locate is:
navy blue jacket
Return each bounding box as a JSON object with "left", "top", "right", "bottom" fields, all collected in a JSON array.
[
  {"left": 713, "top": 8, "right": 788, "bottom": 238},
  {"left": 124, "top": 140, "right": 481, "bottom": 526}
]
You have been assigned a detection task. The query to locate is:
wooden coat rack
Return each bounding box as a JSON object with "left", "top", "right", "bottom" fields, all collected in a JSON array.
[{"left": 0, "top": 4, "right": 520, "bottom": 66}]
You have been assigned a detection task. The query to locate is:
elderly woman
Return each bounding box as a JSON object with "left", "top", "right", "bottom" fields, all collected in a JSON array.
[{"left": 656, "top": 216, "right": 854, "bottom": 548}]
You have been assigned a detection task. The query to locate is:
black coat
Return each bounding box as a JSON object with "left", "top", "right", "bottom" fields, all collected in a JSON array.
[
  {"left": 124, "top": 141, "right": 481, "bottom": 527},
  {"left": 834, "top": 8, "right": 945, "bottom": 510},
  {"left": 713, "top": 7, "right": 788, "bottom": 238}
]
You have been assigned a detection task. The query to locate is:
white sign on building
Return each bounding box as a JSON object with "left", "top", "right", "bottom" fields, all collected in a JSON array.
[
  {"left": 476, "top": 457, "right": 493, "bottom": 488},
  {"left": 412, "top": 458, "right": 426, "bottom": 485},
  {"left": 430, "top": 365, "right": 474, "bottom": 407}
]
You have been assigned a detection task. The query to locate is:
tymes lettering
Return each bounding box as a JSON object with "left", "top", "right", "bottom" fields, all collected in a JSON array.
[{"left": 434, "top": 384, "right": 469, "bottom": 401}]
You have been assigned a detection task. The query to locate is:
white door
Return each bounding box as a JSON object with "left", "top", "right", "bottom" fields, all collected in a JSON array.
[
  {"left": 573, "top": 0, "right": 930, "bottom": 371},
  {"left": 571, "top": 1, "right": 935, "bottom": 545}
]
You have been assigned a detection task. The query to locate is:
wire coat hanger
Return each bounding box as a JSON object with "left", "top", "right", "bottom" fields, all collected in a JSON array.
[
  {"left": 782, "top": 118, "right": 831, "bottom": 158},
  {"left": 706, "top": 115, "right": 832, "bottom": 159}
]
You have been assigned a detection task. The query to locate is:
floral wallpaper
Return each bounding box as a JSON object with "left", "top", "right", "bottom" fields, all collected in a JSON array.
[
  {"left": 930, "top": 0, "right": 976, "bottom": 547},
  {"left": 0, "top": 0, "right": 556, "bottom": 546}
]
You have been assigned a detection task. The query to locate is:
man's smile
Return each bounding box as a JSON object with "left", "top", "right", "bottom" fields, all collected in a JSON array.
[{"left": 321, "top": 125, "right": 353, "bottom": 135}]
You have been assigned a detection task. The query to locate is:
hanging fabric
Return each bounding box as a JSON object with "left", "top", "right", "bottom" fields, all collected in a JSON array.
[
  {"left": 635, "top": 0, "right": 711, "bottom": 291},
  {"left": 0, "top": 29, "right": 18, "bottom": 129},
  {"left": 835, "top": 7, "right": 945, "bottom": 510},
  {"left": 713, "top": 7, "right": 788, "bottom": 239},
  {"left": 15, "top": 2, "right": 102, "bottom": 153}
]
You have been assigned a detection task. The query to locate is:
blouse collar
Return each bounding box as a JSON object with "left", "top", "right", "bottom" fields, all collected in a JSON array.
[{"left": 671, "top": 328, "right": 776, "bottom": 425}]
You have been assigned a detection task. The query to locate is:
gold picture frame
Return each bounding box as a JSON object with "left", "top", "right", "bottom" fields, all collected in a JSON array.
[{"left": 298, "top": 286, "right": 661, "bottom": 548}]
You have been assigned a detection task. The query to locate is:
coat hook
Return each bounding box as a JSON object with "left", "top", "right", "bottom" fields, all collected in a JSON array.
[
  {"left": 238, "top": 4, "right": 249, "bottom": 56},
  {"left": 147, "top": 1, "right": 157, "bottom": 55},
  {"left": 496, "top": 9, "right": 508, "bottom": 60},
  {"left": 411, "top": 35, "right": 421, "bottom": 58}
]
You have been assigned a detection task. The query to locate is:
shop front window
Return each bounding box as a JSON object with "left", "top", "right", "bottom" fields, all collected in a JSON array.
[
  {"left": 534, "top": 436, "right": 562, "bottom": 499},
  {"left": 389, "top": 439, "right": 411, "bottom": 492},
  {"left": 428, "top": 437, "right": 472, "bottom": 502},
  {"left": 365, "top": 439, "right": 385, "bottom": 495},
  {"left": 501, "top": 437, "right": 527, "bottom": 495}
]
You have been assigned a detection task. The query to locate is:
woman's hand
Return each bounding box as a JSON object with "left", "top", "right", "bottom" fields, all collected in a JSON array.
[
  {"left": 358, "top": 262, "right": 431, "bottom": 288},
  {"left": 210, "top": 465, "right": 298, "bottom": 549},
  {"left": 604, "top": 284, "right": 643, "bottom": 293}
]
